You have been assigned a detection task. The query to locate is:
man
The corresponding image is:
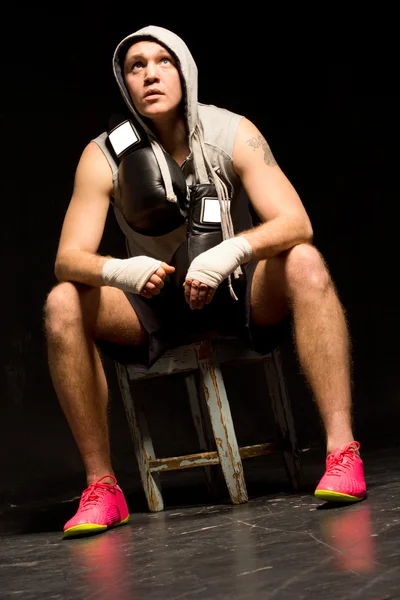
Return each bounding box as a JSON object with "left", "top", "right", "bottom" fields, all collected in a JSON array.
[{"left": 44, "top": 25, "right": 366, "bottom": 538}]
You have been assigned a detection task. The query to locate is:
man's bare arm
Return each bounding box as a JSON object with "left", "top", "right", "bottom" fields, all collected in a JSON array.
[
  {"left": 233, "top": 118, "right": 313, "bottom": 261},
  {"left": 54, "top": 142, "right": 114, "bottom": 286}
]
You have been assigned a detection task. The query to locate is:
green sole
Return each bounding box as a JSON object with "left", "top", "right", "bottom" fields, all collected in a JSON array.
[
  {"left": 64, "top": 515, "right": 130, "bottom": 538},
  {"left": 315, "top": 490, "right": 366, "bottom": 503}
]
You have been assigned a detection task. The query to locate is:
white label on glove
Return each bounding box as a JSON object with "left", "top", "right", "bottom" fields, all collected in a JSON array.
[
  {"left": 108, "top": 121, "right": 140, "bottom": 157},
  {"left": 201, "top": 197, "right": 231, "bottom": 223}
]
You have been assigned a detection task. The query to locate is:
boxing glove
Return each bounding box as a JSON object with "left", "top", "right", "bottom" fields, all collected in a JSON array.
[
  {"left": 171, "top": 183, "right": 225, "bottom": 288},
  {"left": 107, "top": 114, "right": 189, "bottom": 236}
]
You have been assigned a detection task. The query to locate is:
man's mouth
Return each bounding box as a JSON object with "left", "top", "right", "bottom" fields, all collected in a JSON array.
[{"left": 144, "top": 89, "right": 163, "bottom": 98}]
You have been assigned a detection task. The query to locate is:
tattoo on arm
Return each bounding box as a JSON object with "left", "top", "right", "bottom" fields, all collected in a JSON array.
[{"left": 246, "top": 135, "right": 278, "bottom": 167}]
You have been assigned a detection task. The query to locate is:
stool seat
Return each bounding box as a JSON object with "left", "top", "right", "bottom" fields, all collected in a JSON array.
[{"left": 115, "top": 336, "right": 303, "bottom": 512}]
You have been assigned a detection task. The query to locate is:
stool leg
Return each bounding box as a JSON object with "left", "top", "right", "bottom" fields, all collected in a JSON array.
[
  {"left": 185, "top": 373, "right": 221, "bottom": 500},
  {"left": 115, "top": 363, "right": 164, "bottom": 512},
  {"left": 263, "top": 348, "right": 303, "bottom": 490},
  {"left": 193, "top": 341, "right": 248, "bottom": 505}
]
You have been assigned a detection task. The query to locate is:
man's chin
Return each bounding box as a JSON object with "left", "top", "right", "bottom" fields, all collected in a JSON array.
[{"left": 141, "top": 107, "right": 181, "bottom": 123}]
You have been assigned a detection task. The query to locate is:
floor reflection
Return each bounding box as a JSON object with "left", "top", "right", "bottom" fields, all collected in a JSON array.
[
  {"left": 66, "top": 525, "right": 135, "bottom": 598},
  {"left": 318, "top": 502, "right": 376, "bottom": 573}
]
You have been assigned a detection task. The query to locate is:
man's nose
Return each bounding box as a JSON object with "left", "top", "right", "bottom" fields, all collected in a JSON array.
[{"left": 144, "top": 62, "right": 160, "bottom": 83}]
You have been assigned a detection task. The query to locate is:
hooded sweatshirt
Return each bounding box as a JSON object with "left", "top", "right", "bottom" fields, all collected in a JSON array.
[{"left": 93, "top": 25, "right": 251, "bottom": 265}]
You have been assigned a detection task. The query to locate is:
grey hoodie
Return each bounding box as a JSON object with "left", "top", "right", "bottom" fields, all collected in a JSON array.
[{"left": 94, "top": 25, "right": 246, "bottom": 269}]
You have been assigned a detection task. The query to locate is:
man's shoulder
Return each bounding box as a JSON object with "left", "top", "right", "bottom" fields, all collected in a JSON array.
[
  {"left": 198, "top": 103, "right": 244, "bottom": 152},
  {"left": 91, "top": 130, "right": 108, "bottom": 146},
  {"left": 198, "top": 102, "right": 243, "bottom": 121},
  {"left": 88, "top": 131, "right": 118, "bottom": 175}
]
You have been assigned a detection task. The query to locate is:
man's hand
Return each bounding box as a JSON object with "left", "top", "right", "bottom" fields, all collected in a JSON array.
[
  {"left": 141, "top": 263, "right": 175, "bottom": 298},
  {"left": 183, "top": 279, "right": 216, "bottom": 310},
  {"left": 183, "top": 236, "right": 253, "bottom": 308},
  {"left": 102, "top": 256, "right": 175, "bottom": 296}
]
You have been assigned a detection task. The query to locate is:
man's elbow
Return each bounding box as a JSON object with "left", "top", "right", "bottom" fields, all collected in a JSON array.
[
  {"left": 303, "top": 221, "right": 314, "bottom": 244},
  {"left": 285, "top": 213, "right": 313, "bottom": 245},
  {"left": 54, "top": 259, "right": 64, "bottom": 282},
  {"left": 54, "top": 252, "right": 70, "bottom": 282}
]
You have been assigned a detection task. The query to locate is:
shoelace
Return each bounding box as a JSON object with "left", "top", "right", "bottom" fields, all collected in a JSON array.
[
  {"left": 326, "top": 442, "right": 360, "bottom": 477},
  {"left": 79, "top": 475, "right": 117, "bottom": 511}
]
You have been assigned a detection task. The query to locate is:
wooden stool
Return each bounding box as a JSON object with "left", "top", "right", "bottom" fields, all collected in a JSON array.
[{"left": 115, "top": 337, "right": 303, "bottom": 512}]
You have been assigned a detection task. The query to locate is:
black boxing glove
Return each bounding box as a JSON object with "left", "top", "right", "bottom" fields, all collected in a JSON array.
[
  {"left": 107, "top": 115, "right": 189, "bottom": 236},
  {"left": 171, "top": 183, "right": 225, "bottom": 288}
]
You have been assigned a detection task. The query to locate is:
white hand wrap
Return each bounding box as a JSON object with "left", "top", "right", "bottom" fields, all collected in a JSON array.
[
  {"left": 186, "top": 237, "right": 253, "bottom": 288},
  {"left": 102, "top": 256, "right": 162, "bottom": 294}
]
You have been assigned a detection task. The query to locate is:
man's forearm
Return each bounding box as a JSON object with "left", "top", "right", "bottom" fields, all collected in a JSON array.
[
  {"left": 240, "top": 216, "right": 313, "bottom": 261},
  {"left": 55, "top": 249, "right": 111, "bottom": 287}
]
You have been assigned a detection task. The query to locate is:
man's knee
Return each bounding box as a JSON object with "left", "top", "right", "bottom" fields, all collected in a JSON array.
[
  {"left": 285, "top": 243, "right": 331, "bottom": 296},
  {"left": 44, "top": 282, "right": 98, "bottom": 339}
]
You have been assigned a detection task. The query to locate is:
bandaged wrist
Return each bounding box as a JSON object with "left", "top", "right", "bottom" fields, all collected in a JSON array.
[
  {"left": 186, "top": 236, "right": 253, "bottom": 288},
  {"left": 102, "top": 256, "right": 162, "bottom": 294}
]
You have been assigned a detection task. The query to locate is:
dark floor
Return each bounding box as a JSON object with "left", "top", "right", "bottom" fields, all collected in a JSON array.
[{"left": 1, "top": 446, "right": 399, "bottom": 600}]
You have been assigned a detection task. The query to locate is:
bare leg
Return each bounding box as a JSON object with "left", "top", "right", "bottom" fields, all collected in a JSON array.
[
  {"left": 44, "top": 282, "right": 146, "bottom": 484},
  {"left": 251, "top": 243, "right": 354, "bottom": 454}
]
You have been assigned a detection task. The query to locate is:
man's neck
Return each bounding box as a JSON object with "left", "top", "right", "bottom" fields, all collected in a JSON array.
[{"left": 150, "top": 116, "right": 189, "bottom": 165}]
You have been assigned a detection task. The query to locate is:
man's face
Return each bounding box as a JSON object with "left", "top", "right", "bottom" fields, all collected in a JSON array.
[{"left": 124, "top": 40, "right": 183, "bottom": 122}]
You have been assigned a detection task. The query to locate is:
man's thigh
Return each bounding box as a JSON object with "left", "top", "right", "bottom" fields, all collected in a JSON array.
[
  {"left": 82, "top": 284, "right": 147, "bottom": 346},
  {"left": 249, "top": 255, "right": 290, "bottom": 328}
]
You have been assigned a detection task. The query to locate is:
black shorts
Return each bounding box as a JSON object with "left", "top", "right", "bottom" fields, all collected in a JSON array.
[{"left": 97, "top": 262, "right": 291, "bottom": 370}]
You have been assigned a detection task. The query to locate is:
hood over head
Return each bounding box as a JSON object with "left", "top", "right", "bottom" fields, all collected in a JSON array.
[{"left": 113, "top": 25, "right": 199, "bottom": 139}]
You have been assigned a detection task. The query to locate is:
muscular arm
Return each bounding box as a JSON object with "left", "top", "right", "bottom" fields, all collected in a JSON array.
[
  {"left": 55, "top": 142, "right": 173, "bottom": 298},
  {"left": 54, "top": 142, "right": 114, "bottom": 286},
  {"left": 233, "top": 118, "right": 313, "bottom": 261}
]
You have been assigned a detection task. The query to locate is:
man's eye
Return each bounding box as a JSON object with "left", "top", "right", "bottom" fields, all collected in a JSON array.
[
  {"left": 132, "top": 61, "right": 143, "bottom": 70},
  {"left": 161, "top": 58, "right": 171, "bottom": 65}
]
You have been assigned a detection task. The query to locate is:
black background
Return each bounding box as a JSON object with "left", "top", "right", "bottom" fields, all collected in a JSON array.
[{"left": 1, "top": 6, "right": 398, "bottom": 512}]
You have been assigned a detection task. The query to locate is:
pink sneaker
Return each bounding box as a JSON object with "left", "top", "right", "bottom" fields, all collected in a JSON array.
[
  {"left": 63, "top": 475, "right": 130, "bottom": 538},
  {"left": 314, "top": 441, "right": 367, "bottom": 502}
]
